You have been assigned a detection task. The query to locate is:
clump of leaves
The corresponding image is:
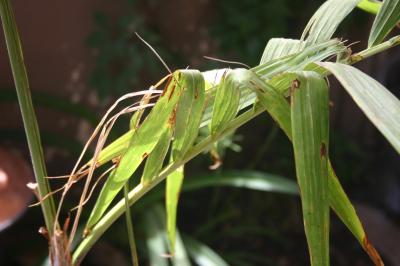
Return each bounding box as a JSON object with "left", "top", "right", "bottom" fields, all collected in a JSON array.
[{"left": 2, "top": 0, "right": 399, "bottom": 265}]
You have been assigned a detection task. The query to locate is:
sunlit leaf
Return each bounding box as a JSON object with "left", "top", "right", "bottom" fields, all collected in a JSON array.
[
  {"left": 301, "top": 0, "right": 360, "bottom": 44},
  {"left": 369, "top": 0, "right": 400, "bottom": 46},
  {"left": 291, "top": 71, "right": 330, "bottom": 265},
  {"left": 86, "top": 71, "right": 185, "bottom": 229},
  {"left": 253, "top": 71, "right": 382, "bottom": 264},
  {"left": 318, "top": 62, "right": 400, "bottom": 154}
]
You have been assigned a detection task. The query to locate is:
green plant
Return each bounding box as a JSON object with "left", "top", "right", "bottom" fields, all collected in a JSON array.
[{"left": 1, "top": 0, "right": 399, "bottom": 265}]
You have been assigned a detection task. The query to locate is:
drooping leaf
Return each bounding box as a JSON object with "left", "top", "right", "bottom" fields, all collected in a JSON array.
[
  {"left": 182, "top": 235, "right": 229, "bottom": 266},
  {"left": 166, "top": 71, "right": 206, "bottom": 252},
  {"left": 291, "top": 71, "right": 330, "bottom": 266},
  {"left": 166, "top": 166, "right": 184, "bottom": 254},
  {"left": 301, "top": 0, "right": 360, "bottom": 44},
  {"left": 90, "top": 40, "right": 346, "bottom": 168},
  {"left": 253, "top": 72, "right": 382, "bottom": 264},
  {"left": 369, "top": 0, "right": 400, "bottom": 46},
  {"left": 318, "top": 62, "right": 400, "bottom": 154},
  {"left": 327, "top": 163, "right": 383, "bottom": 265},
  {"left": 86, "top": 70, "right": 185, "bottom": 229}
]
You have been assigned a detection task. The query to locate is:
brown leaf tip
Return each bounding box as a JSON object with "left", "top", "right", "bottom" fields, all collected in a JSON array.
[{"left": 362, "top": 236, "right": 384, "bottom": 266}]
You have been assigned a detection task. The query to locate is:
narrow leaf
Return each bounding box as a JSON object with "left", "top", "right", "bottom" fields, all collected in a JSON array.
[
  {"left": 254, "top": 73, "right": 383, "bottom": 264},
  {"left": 291, "top": 71, "right": 330, "bottom": 266},
  {"left": 369, "top": 0, "right": 400, "bottom": 47},
  {"left": 318, "top": 62, "right": 400, "bottom": 154},
  {"left": 301, "top": 0, "right": 360, "bottom": 45},
  {"left": 141, "top": 127, "right": 173, "bottom": 186},
  {"left": 86, "top": 71, "right": 185, "bottom": 229},
  {"left": 166, "top": 166, "right": 184, "bottom": 254},
  {"left": 165, "top": 70, "right": 205, "bottom": 252}
]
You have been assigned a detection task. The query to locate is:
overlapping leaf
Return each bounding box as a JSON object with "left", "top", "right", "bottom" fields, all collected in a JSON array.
[
  {"left": 369, "top": 0, "right": 400, "bottom": 47},
  {"left": 301, "top": 0, "right": 360, "bottom": 44},
  {"left": 86, "top": 71, "right": 186, "bottom": 229},
  {"left": 250, "top": 70, "right": 382, "bottom": 264},
  {"left": 291, "top": 72, "right": 330, "bottom": 265},
  {"left": 166, "top": 71, "right": 206, "bottom": 252},
  {"left": 318, "top": 62, "right": 400, "bottom": 154}
]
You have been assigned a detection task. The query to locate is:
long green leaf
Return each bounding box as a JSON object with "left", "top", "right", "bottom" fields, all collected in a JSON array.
[
  {"left": 252, "top": 71, "right": 382, "bottom": 264},
  {"left": 0, "top": 0, "right": 56, "bottom": 233},
  {"left": 166, "top": 71, "right": 206, "bottom": 252},
  {"left": 369, "top": 0, "right": 400, "bottom": 47},
  {"left": 291, "top": 72, "right": 330, "bottom": 266},
  {"left": 301, "top": 0, "right": 360, "bottom": 45},
  {"left": 166, "top": 166, "right": 184, "bottom": 254},
  {"left": 86, "top": 70, "right": 185, "bottom": 229},
  {"left": 318, "top": 62, "right": 400, "bottom": 154}
]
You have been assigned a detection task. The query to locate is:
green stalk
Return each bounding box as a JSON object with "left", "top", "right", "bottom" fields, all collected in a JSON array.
[
  {"left": 124, "top": 183, "right": 139, "bottom": 266},
  {"left": 0, "top": 0, "right": 55, "bottom": 234},
  {"left": 72, "top": 104, "right": 266, "bottom": 265},
  {"left": 357, "top": 0, "right": 381, "bottom": 15}
]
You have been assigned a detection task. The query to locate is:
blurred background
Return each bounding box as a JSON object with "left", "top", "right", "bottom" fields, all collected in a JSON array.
[{"left": 0, "top": 0, "right": 399, "bottom": 265}]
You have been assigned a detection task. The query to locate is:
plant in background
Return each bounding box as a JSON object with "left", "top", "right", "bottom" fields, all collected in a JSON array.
[
  {"left": 87, "top": 0, "right": 169, "bottom": 101},
  {"left": 0, "top": 0, "right": 399, "bottom": 266}
]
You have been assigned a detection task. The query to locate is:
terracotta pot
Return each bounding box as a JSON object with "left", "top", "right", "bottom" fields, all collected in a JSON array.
[{"left": 0, "top": 148, "right": 33, "bottom": 231}]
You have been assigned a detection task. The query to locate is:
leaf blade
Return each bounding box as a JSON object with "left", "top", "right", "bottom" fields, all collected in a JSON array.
[
  {"left": 291, "top": 72, "right": 330, "bottom": 265},
  {"left": 318, "top": 62, "right": 400, "bottom": 154},
  {"left": 369, "top": 0, "right": 400, "bottom": 46}
]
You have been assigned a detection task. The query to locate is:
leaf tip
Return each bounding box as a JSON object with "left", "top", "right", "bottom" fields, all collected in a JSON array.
[{"left": 362, "top": 236, "right": 384, "bottom": 266}]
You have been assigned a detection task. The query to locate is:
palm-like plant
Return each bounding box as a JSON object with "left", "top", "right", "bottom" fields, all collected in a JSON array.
[{"left": 1, "top": 0, "right": 399, "bottom": 265}]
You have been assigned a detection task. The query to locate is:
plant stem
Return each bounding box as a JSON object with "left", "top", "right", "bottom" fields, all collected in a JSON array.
[
  {"left": 124, "top": 183, "right": 139, "bottom": 266},
  {"left": 349, "top": 35, "right": 400, "bottom": 64},
  {"left": 0, "top": 0, "right": 56, "bottom": 234},
  {"left": 356, "top": 0, "right": 380, "bottom": 15},
  {"left": 72, "top": 104, "right": 266, "bottom": 265}
]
